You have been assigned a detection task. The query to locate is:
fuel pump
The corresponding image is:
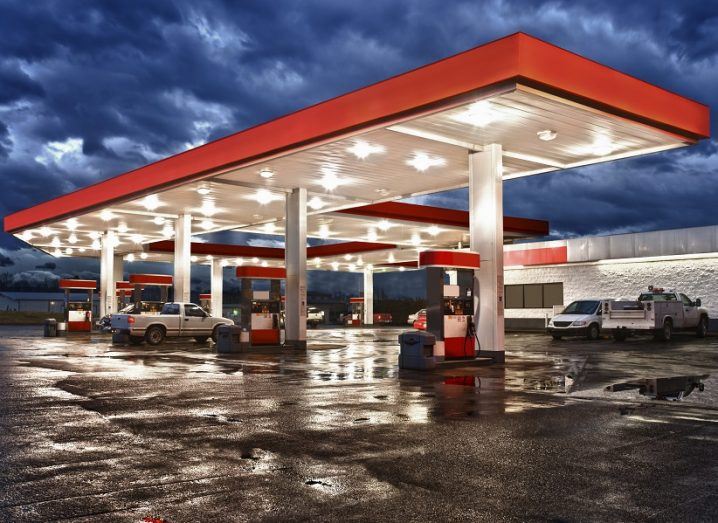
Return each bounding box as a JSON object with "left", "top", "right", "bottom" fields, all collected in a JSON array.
[
  {"left": 199, "top": 293, "right": 211, "bottom": 313},
  {"left": 346, "top": 297, "right": 364, "bottom": 326},
  {"left": 128, "top": 274, "right": 173, "bottom": 314},
  {"left": 420, "top": 250, "right": 481, "bottom": 360},
  {"left": 58, "top": 279, "right": 96, "bottom": 332},
  {"left": 236, "top": 266, "right": 286, "bottom": 346},
  {"left": 116, "top": 281, "right": 133, "bottom": 311}
]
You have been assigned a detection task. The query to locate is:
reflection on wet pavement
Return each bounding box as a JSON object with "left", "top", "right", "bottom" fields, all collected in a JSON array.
[{"left": 1, "top": 326, "right": 718, "bottom": 520}]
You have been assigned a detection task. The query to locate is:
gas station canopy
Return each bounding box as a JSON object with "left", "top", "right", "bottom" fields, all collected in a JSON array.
[{"left": 4, "top": 33, "right": 709, "bottom": 268}]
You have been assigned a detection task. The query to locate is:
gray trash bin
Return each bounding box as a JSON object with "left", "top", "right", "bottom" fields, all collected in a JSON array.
[
  {"left": 398, "top": 331, "right": 436, "bottom": 370},
  {"left": 56, "top": 321, "right": 67, "bottom": 337},
  {"left": 216, "top": 325, "right": 246, "bottom": 353},
  {"left": 44, "top": 318, "right": 58, "bottom": 337}
]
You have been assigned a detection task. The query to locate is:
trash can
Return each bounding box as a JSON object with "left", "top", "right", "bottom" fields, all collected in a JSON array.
[
  {"left": 44, "top": 318, "right": 58, "bottom": 337},
  {"left": 216, "top": 325, "right": 246, "bottom": 353},
  {"left": 398, "top": 331, "right": 436, "bottom": 370},
  {"left": 56, "top": 321, "right": 68, "bottom": 337}
]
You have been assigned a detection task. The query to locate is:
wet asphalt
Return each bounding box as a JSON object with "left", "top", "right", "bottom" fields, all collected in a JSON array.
[{"left": 1, "top": 326, "right": 717, "bottom": 522}]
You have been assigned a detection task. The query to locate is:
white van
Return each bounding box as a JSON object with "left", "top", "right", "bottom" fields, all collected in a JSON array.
[{"left": 547, "top": 299, "right": 608, "bottom": 341}]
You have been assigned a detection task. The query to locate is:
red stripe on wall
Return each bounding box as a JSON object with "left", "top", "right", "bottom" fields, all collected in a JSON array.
[{"left": 504, "top": 246, "right": 567, "bottom": 266}]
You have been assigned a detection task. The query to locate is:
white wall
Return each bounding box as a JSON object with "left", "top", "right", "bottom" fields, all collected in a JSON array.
[{"left": 504, "top": 255, "right": 718, "bottom": 319}]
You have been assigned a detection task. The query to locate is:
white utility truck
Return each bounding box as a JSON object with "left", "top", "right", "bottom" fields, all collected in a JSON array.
[
  {"left": 603, "top": 287, "right": 709, "bottom": 341},
  {"left": 111, "top": 302, "right": 234, "bottom": 345}
]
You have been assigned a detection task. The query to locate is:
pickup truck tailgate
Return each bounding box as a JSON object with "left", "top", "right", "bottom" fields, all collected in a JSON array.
[{"left": 110, "top": 314, "right": 133, "bottom": 330}]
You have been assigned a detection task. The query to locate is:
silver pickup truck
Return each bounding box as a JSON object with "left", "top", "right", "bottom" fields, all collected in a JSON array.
[
  {"left": 603, "top": 287, "right": 709, "bottom": 341},
  {"left": 111, "top": 302, "right": 234, "bottom": 345}
]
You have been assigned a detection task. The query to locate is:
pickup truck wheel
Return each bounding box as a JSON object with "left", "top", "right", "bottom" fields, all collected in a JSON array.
[
  {"left": 613, "top": 330, "right": 627, "bottom": 342},
  {"left": 696, "top": 316, "right": 708, "bottom": 338},
  {"left": 129, "top": 336, "right": 144, "bottom": 345},
  {"left": 145, "top": 325, "right": 165, "bottom": 346},
  {"left": 211, "top": 326, "right": 220, "bottom": 343},
  {"left": 657, "top": 320, "right": 672, "bottom": 342},
  {"left": 194, "top": 336, "right": 209, "bottom": 343},
  {"left": 586, "top": 323, "right": 600, "bottom": 341}
]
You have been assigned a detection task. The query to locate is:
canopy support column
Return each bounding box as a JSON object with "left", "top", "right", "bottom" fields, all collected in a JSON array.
[
  {"left": 173, "top": 213, "right": 192, "bottom": 303},
  {"left": 363, "top": 268, "right": 373, "bottom": 325},
  {"left": 210, "top": 258, "right": 223, "bottom": 317},
  {"left": 99, "top": 231, "right": 116, "bottom": 317},
  {"left": 285, "top": 188, "right": 307, "bottom": 349},
  {"left": 469, "top": 144, "right": 505, "bottom": 363}
]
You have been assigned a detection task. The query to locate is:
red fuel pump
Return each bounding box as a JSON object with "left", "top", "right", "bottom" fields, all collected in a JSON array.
[
  {"left": 199, "top": 293, "right": 211, "bottom": 313},
  {"left": 236, "top": 266, "right": 285, "bottom": 346},
  {"left": 58, "top": 279, "right": 96, "bottom": 332},
  {"left": 420, "top": 250, "right": 481, "bottom": 360},
  {"left": 346, "top": 297, "right": 364, "bottom": 326},
  {"left": 116, "top": 281, "right": 133, "bottom": 311}
]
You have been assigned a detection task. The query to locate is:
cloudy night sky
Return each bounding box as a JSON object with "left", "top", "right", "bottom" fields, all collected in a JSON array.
[{"left": 0, "top": 1, "right": 716, "bottom": 297}]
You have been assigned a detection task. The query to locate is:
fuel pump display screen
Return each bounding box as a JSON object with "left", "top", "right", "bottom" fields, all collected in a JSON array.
[{"left": 252, "top": 301, "right": 280, "bottom": 314}]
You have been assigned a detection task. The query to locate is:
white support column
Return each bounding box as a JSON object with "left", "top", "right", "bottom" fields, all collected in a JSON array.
[
  {"left": 210, "top": 258, "right": 223, "bottom": 317},
  {"left": 469, "top": 144, "right": 505, "bottom": 363},
  {"left": 113, "top": 254, "right": 124, "bottom": 283},
  {"left": 173, "top": 213, "right": 192, "bottom": 303},
  {"left": 285, "top": 188, "right": 307, "bottom": 348},
  {"left": 99, "top": 230, "right": 116, "bottom": 317},
  {"left": 363, "top": 268, "right": 373, "bottom": 325}
]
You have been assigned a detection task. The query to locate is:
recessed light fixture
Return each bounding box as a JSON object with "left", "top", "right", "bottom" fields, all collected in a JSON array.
[
  {"left": 142, "top": 194, "right": 161, "bottom": 210},
  {"left": 331, "top": 261, "right": 339, "bottom": 271},
  {"left": 126, "top": 253, "right": 135, "bottom": 262},
  {"left": 65, "top": 247, "right": 73, "bottom": 255},
  {"left": 344, "top": 254, "right": 352, "bottom": 261},
  {"left": 199, "top": 219, "right": 215, "bottom": 230},
  {"left": 196, "top": 186, "right": 211, "bottom": 195},
  {"left": 78, "top": 247, "right": 86, "bottom": 253},
  {"left": 19, "top": 231, "right": 33, "bottom": 242},
  {"left": 377, "top": 220, "right": 392, "bottom": 231},
  {"left": 88, "top": 231, "right": 100, "bottom": 240},
  {"left": 259, "top": 168, "right": 275, "bottom": 179},
  {"left": 375, "top": 188, "right": 390, "bottom": 196},
  {"left": 452, "top": 100, "right": 497, "bottom": 127},
  {"left": 117, "top": 223, "right": 129, "bottom": 233},
  {"left": 140, "top": 252, "right": 148, "bottom": 259},
  {"left": 39, "top": 227, "right": 52, "bottom": 237},
  {"left": 537, "top": 129, "right": 557, "bottom": 141},
  {"left": 251, "top": 257, "right": 259, "bottom": 264},
  {"left": 111, "top": 236, "right": 121, "bottom": 247},
  {"left": 53, "top": 248, "right": 62, "bottom": 257},
  {"left": 347, "top": 140, "right": 385, "bottom": 160},
  {"left": 153, "top": 216, "right": 166, "bottom": 225},
  {"left": 318, "top": 166, "right": 346, "bottom": 191},
  {"left": 367, "top": 228, "right": 378, "bottom": 242},
  {"left": 313, "top": 258, "right": 321, "bottom": 267},
  {"left": 399, "top": 266, "right": 406, "bottom": 272},
  {"left": 199, "top": 199, "right": 217, "bottom": 216},
  {"left": 591, "top": 134, "right": 616, "bottom": 156},
  {"left": 357, "top": 257, "right": 364, "bottom": 266},
  {"left": 162, "top": 224, "right": 174, "bottom": 237},
  {"left": 410, "top": 233, "right": 422, "bottom": 246},
  {"left": 65, "top": 218, "right": 79, "bottom": 230},
  {"left": 263, "top": 222, "right": 277, "bottom": 234},
  {"left": 131, "top": 234, "right": 144, "bottom": 244},
  {"left": 99, "top": 209, "right": 114, "bottom": 221},
  {"left": 426, "top": 225, "right": 441, "bottom": 236},
  {"left": 235, "top": 257, "right": 245, "bottom": 265},
  {"left": 317, "top": 224, "right": 332, "bottom": 239},
  {"left": 67, "top": 234, "right": 78, "bottom": 244},
  {"left": 50, "top": 237, "right": 61, "bottom": 248},
  {"left": 308, "top": 196, "right": 326, "bottom": 210},
  {"left": 407, "top": 152, "right": 445, "bottom": 172},
  {"left": 348, "top": 263, "right": 356, "bottom": 271},
  {"left": 387, "top": 253, "right": 396, "bottom": 263},
  {"left": 206, "top": 255, "right": 213, "bottom": 261},
  {"left": 190, "top": 255, "right": 198, "bottom": 262},
  {"left": 261, "top": 260, "right": 268, "bottom": 267},
  {"left": 251, "top": 188, "right": 281, "bottom": 205},
  {"left": 91, "top": 239, "right": 101, "bottom": 250}
]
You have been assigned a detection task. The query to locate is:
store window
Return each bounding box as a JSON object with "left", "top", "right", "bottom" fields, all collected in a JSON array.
[{"left": 504, "top": 283, "right": 563, "bottom": 309}]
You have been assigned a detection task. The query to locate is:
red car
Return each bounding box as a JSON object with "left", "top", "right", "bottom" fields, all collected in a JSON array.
[{"left": 413, "top": 310, "right": 426, "bottom": 330}]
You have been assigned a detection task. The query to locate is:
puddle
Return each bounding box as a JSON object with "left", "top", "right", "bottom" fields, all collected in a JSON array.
[{"left": 606, "top": 375, "right": 708, "bottom": 401}]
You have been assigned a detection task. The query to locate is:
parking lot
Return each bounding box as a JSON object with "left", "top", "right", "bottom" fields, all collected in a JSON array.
[{"left": 1, "top": 327, "right": 717, "bottom": 521}]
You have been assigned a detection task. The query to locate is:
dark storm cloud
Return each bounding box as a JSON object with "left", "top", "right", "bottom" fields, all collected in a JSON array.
[{"left": 0, "top": 0, "right": 716, "bottom": 289}]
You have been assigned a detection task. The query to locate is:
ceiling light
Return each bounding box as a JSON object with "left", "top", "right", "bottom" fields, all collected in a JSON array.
[
  {"left": 199, "top": 199, "right": 217, "bottom": 216},
  {"left": 196, "top": 186, "right": 211, "bottom": 195},
  {"left": 399, "top": 266, "right": 406, "bottom": 272},
  {"left": 331, "top": 261, "right": 339, "bottom": 271},
  {"left": 375, "top": 188, "right": 390, "bottom": 196},
  {"left": 344, "top": 254, "right": 353, "bottom": 261},
  {"left": 67, "top": 234, "right": 78, "bottom": 244},
  {"left": 206, "top": 255, "right": 213, "bottom": 261},
  {"left": 53, "top": 248, "right": 62, "bottom": 257},
  {"left": 537, "top": 129, "right": 557, "bottom": 141},
  {"left": 367, "top": 228, "right": 378, "bottom": 242},
  {"left": 199, "top": 219, "right": 215, "bottom": 230},
  {"left": 377, "top": 220, "right": 392, "bottom": 231},
  {"left": 452, "top": 100, "right": 497, "bottom": 127},
  {"left": 78, "top": 247, "right": 86, "bottom": 253},
  {"left": 91, "top": 239, "right": 101, "bottom": 250},
  {"left": 591, "top": 134, "right": 616, "bottom": 156},
  {"left": 410, "top": 233, "right": 422, "bottom": 246},
  {"left": 50, "top": 237, "right": 61, "bottom": 248},
  {"left": 356, "top": 257, "right": 363, "bottom": 266},
  {"left": 142, "top": 194, "right": 161, "bottom": 210},
  {"left": 126, "top": 253, "right": 135, "bottom": 262},
  {"left": 426, "top": 225, "right": 441, "bottom": 236},
  {"left": 88, "top": 231, "right": 100, "bottom": 240},
  {"left": 65, "top": 247, "right": 73, "bottom": 255},
  {"left": 366, "top": 264, "right": 373, "bottom": 270},
  {"left": 348, "top": 263, "right": 356, "bottom": 271},
  {"left": 111, "top": 236, "right": 121, "bottom": 247},
  {"left": 387, "top": 253, "right": 396, "bottom": 263},
  {"left": 117, "top": 223, "right": 129, "bottom": 233},
  {"left": 407, "top": 152, "right": 446, "bottom": 172},
  {"left": 317, "top": 224, "right": 331, "bottom": 239},
  {"left": 347, "top": 140, "right": 385, "bottom": 159},
  {"left": 235, "top": 258, "right": 245, "bottom": 265},
  {"left": 19, "top": 231, "right": 34, "bottom": 242},
  {"left": 39, "top": 227, "right": 52, "bottom": 237},
  {"left": 100, "top": 209, "right": 114, "bottom": 221},
  {"left": 251, "top": 257, "right": 259, "bottom": 264},
  {"left": 221, "top": 259, "right": 229, "bottom": 267},
  {"left": 261, "top": 260, "right": 268, "bottom": 267},
  {"left": 252, "top": 188, "right": 281, "bottom": 205},
  {"left": 153, "top": 216, "right": 166, "bottom": 225},
  {"left": 318, "top": 166, "right": 346, "bottom": 191},
  {"left": 65, "top": 218, "right": 79, "bottom": 230},
  {"left": 162, "top": 225, "right": 174, "bottom": 238},
  {"left": 131, "top": 234, "right": 144, "bottom": 244},
  {"left": 313, "top": 257, "right": 321, "bottom": 267},
  {"left": 259, "top": 168, "right": 275, "bottom": 179},
  {"left": 308, "top": 196, "right": 326, "bottom": 210},
  {"left": 140, "top": 252, "right": 148, "bottom": 260},
  {"left": 263, "top": 222, "right": 277, "bottom": 234}
]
